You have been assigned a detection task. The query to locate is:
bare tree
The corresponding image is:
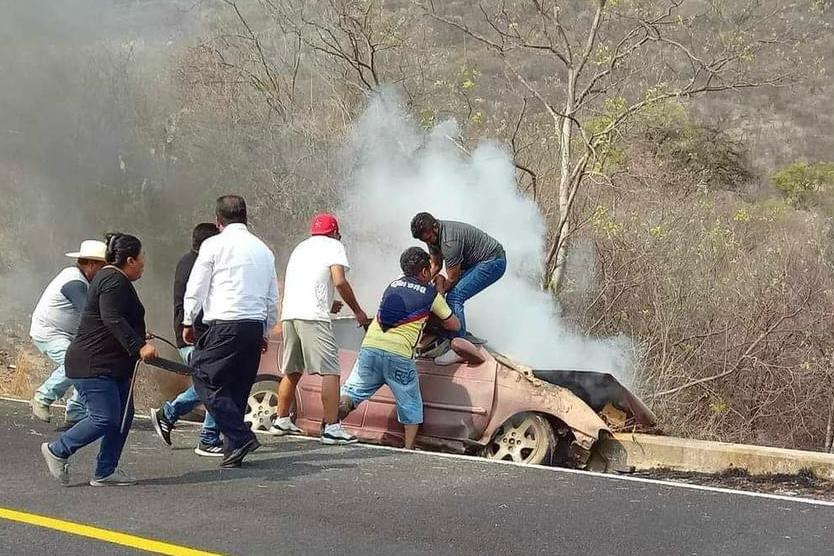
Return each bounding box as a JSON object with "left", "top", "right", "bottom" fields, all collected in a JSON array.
[{"left": 423, "top": 0, "right": 824, "bottom": 292}]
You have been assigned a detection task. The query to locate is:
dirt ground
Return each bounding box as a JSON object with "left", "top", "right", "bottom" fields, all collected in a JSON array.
[
  {"left": 0, "top": 328, "right": 189, "bottom": 410},
  {"left": 636, "top": 468, "right": 834, "bottom": 501}
]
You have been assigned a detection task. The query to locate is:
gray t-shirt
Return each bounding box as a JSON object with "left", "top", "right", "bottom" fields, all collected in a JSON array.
[
  {"left": 432, "top": 220, "right": 505, "bottom": 271},
  {"left": 30, "top": 266, "right": 90, "bottom": 342}
]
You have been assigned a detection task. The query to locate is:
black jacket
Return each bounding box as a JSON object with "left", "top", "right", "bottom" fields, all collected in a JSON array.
[
  {"left": 65, "top": 267, "right": 146, "bottom": 379},
  {"left": 173, "top": 251, "right": 207, "bottom": 348}
]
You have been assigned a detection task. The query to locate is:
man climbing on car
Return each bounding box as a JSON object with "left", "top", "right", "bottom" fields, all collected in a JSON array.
[
  {"left": 410, "top": 212, "right": 506, "bottom": 365},
  {"left": 338, "top": 246, "right": 460, "bottom": 449}
]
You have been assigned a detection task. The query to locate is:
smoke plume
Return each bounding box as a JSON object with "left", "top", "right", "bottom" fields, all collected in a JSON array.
[{"left": 337, "top": 92, "right": 633, "bottom": 383}]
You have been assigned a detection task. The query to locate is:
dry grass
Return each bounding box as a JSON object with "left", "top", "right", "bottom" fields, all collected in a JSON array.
[{"left": 0, "top": 349, "right": 43, "bottom": 399}]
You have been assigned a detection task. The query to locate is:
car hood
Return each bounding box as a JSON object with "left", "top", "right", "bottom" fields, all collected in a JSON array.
[{"left": 530, "top": 369, "right": 657, "bottom": 428}]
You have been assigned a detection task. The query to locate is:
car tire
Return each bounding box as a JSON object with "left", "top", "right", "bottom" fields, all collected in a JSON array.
[
  {"left": 244, "top": 379, "right": 280, "bottom": 433},
  {"left": 481, "top": 412, "right": 557, "bottom": 465}
]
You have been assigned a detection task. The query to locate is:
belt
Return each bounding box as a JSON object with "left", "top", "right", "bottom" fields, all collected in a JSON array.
[{"left": 210, "top": 319, "right": 265, "bottom": 325}]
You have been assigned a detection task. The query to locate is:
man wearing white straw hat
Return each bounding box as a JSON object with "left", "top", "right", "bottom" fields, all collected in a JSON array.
[{"left": 30, "top": 240, "right": 107, "bottom": 427}]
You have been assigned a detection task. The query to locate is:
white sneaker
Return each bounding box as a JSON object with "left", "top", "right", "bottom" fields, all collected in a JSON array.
[
  {"left": 268, "top": 416, "right": 304, "bottom": 436},
  {"left": 90, "top": 468, "right": 136, "bottom": 487},
  {"left": 434, "top": 348, "right": 463, "bottom": 366},
  {"left": 41, "top": 443, "right": 69, "bottom": 485},
  {"left": 320, "top": 422, "right": 358, "bottom": 445}
]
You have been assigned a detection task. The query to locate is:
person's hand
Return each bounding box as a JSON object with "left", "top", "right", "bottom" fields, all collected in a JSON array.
[
  {"left": 433, "top": 274, "right": 448, "bottom": 294},
  {"left": 139, "top": 343, "right": 159, "bottom": 362},
  {"left": 354, "top": 309, "right": 372, "bottom": 330},
  {"left": 330, "top": 300, "right": 344, "bottom": 314},
  {"left": 261, "top": 337, "right": 269, "bottom": 353},
  {"left": 182, "top": 326, "right": 196, "bottom": 346}
]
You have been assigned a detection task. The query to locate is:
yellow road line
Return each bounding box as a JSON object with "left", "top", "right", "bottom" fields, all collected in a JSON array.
[{"left": 0, "top": 507, "right": 222, "bottom": 555}]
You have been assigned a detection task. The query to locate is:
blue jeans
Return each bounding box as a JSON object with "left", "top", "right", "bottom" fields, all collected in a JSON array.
[
  {"left": 161, "top": 346, "right": 220, "bottom": 446},
  {"left": 50, "top": 375, "right": 134, "bottom": 479},
  {"left": 341, "top": 347, "right": 423, "bottom": 424},
  {"left": 445, "top": 257, "right": 507, "bottom": 337},
  {"left": 33, "top": 337, "right": 87, "bottom": 422}
]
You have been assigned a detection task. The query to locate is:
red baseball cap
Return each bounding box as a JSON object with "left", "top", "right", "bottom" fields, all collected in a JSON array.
[{"left": 310, "top": 213, "right": 340, "bottom": 236}]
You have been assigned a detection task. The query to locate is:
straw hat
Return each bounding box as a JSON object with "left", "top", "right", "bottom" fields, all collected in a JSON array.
[{"left": 65, "top": 240, "right": 107, "bottom": 261}]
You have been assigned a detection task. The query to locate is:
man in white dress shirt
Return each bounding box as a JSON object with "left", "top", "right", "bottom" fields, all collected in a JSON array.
[{"left": 183, "top": 195, "right": 279, "bottom": 468}]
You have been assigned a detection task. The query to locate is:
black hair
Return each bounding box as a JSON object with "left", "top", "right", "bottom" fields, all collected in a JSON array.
[
  {"left": 192, "top": 222, "right": 219, "bottom": 251},
  {"left": 410, "top": 212, "right": 437, "bottom": 239},
  {"left": 104, "top": 233, "right": 142, "bottom": 267},
  {"left": 216, "top": 195, "right": 247, "bottom": 226},
  {"left": 400, "top": 246, "right": 431, "bottom": 278}
]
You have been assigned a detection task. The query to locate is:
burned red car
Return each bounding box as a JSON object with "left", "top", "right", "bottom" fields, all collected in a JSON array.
[{"left": 244, "top": 318, "right": 655, "bottom": 467}]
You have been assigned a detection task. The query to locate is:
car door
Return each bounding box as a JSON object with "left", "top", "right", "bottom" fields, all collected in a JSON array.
[
  {"left": 295, "top": 319, "right": 368, "bottom": 431},
  {"left": 361, "top": 349, "right": 497, "bottom": 442}
]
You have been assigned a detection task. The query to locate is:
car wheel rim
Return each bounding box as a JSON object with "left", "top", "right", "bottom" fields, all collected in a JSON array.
[
  {"left": 485, "top": 414, "right": 550, "bottom": 464},
  {"left": 244, "top": 390, "right": 278, "bottom": 432}
]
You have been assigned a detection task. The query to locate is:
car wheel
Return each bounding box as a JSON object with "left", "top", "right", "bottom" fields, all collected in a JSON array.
[
  {"left": 481, "top": 412, "right": 556, "bottom": 465},
  {"left": 244, "top": 379, "right": 280, "bottom": 432}
]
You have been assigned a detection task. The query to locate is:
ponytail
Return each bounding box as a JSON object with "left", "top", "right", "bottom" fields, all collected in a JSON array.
[{"left": 104, "top": 232, "right": 142, "bottom": 268}]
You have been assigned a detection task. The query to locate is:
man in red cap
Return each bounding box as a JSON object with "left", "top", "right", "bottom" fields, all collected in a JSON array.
[{"left": 270, "top": 213, "right": 371, "bottom": 443}]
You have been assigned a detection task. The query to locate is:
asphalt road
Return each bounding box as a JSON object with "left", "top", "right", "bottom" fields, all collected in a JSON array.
[{"left": 1, "top": 398, "right": 832, "bottom": 556}]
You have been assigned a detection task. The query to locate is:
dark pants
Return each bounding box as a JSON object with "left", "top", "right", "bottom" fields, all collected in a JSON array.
[
  {"left": 190, "top": 321, "right": 263, "bottom": 454},
  {"left": 50, "top": 374, "right": 134, "bottom": 479}
]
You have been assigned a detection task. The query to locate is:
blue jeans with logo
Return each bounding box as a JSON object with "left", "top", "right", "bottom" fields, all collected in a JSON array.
[
  {"left": 341, "top": 347, "right": 423, "bottom": 424},
  {"left": 50, "top": 374, "right": 134, "bottom": 479},
  {"left": 161, "top": 346, "right": 220, "bottom": 446},
  {"left": 445, "top": 257, "right": 507, "bottom": 337},
  {"left": 33, "top": 337, "right": 87, "bottom": 422}
]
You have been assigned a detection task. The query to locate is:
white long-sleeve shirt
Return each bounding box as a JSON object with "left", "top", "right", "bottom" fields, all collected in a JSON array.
[{"left": 183, "top": 223, "right": 278, "bottom": 334}]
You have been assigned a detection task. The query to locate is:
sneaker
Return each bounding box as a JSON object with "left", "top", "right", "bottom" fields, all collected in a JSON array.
[
  {"left": 194, "top": 442, "right": 224, "bottom": 457},
  {"left": 320, "top": 422, "right": 358, "bottom": 445},
  {"left": 267, "top": 416, "right": 303, "bottom": 436},
  {"left": 32, "top": 399, "right": 51, "bottom": 422},
  {"left": 149, "top": 407, "right": 174, "bottom": 446},
  {"left": 90, "top": 468, "right": 136, "bottom": 487},
  {"left": 41, "top": 442, "right": 69, "bottom": 485},
  {"left": 221, "top": 437, "right": 261, "bottom": 468},
  {"left": 434, "top": 347, "right": 464, "bottom": 366}
]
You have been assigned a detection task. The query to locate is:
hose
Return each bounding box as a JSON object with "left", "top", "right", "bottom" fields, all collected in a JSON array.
[{"left": 147, "top": 332, "right": 180, "bottom": 353}]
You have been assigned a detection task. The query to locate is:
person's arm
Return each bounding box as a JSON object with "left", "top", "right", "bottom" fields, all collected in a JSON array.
[
  {"left": 99, "top": 277, "right": 148, "bottom": 357},
  {"left": 330, "top": 265, "right": 370, "bottom": 327},
  {"left": 438, "top": 264, "right": 462, "bottom": 294},
  {"left": 431, "top": 294, "right": 460, "bottom": 332},
  {"left": 173, "top": 257, "right": 189, "bottom": 335},
  {"left": 265, "top": 259, "right": 279, "bottom": 341},
  {"left": 60, "top": 280, "right": 88, "bottom": 314},
  {"left": 182, "top": 244, "right": 214, "bottom": 343}
]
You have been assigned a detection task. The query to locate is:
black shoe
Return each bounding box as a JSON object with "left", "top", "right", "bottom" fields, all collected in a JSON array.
[
  {"left": 149, "top": 407, "right": 174, "bottom": 446},
  {"left": 194, "top": 442, "right": 224, "bottom": 457},
  {"left": 221, "top": 437, "right": 261, "bottom": 468}
]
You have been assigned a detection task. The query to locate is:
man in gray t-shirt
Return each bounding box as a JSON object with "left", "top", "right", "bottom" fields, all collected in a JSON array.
[{"left": 411, "top": 212, "right": 507, "bottom": 364}]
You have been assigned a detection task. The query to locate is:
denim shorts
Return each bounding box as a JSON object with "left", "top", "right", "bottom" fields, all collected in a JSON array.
[{"left": 341, "top": 347, "right": 423, "bottom": 425}]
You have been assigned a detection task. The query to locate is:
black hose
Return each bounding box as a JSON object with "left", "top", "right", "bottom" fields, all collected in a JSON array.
[{"left": 148, "top": 333, "right": 180, "bottom": 353}]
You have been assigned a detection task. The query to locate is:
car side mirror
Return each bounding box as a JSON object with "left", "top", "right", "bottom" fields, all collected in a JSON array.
[{"left": 450, "top": 338, "right": 486, "bottom": 366}]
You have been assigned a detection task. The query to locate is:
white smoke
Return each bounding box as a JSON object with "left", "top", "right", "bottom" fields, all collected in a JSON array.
[{"left": 337, "top": 92, "right": 633, "bottom": 384}]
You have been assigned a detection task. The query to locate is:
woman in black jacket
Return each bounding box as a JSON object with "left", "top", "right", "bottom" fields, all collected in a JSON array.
[{"left": 41, "top": 233, "right": 159, "bottom": 486}]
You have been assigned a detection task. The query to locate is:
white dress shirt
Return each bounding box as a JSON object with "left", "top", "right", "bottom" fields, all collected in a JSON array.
[{"left": 183, "top": 223, "right": 278, "bottom": 334}]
